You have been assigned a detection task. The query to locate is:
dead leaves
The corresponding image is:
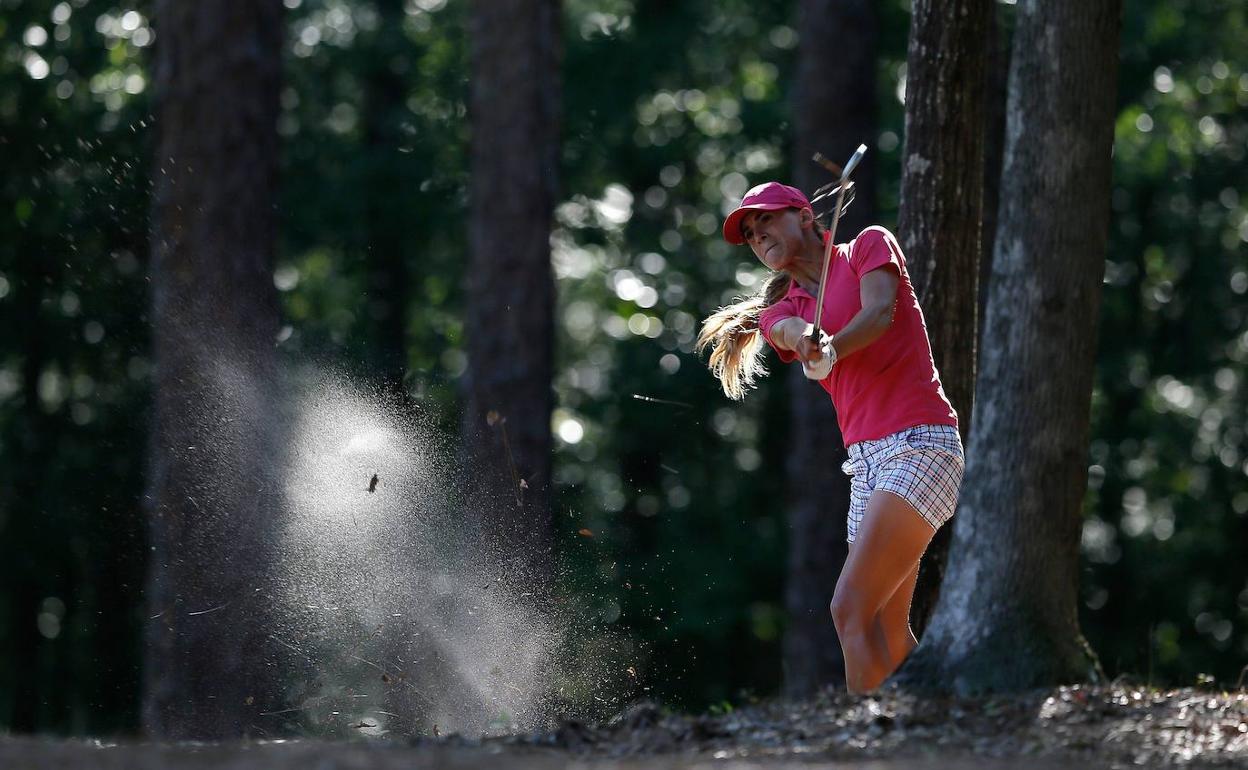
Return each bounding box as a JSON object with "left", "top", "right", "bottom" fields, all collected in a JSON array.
[{"left": 531, "top": 685, "right": 1248, "bottom": 765}]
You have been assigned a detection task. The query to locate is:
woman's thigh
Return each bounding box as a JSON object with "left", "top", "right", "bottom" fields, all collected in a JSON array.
[
  {"left": 835, "top": 490, "right": 935, "bottom": 619},
  {"left": 880, "top": 558, "right": 921, "bottom": 628}
]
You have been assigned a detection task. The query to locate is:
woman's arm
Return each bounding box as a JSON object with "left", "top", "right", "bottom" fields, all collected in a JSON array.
[
  {"left": 827, "top": 266, "right": 899, "bottom": 360},
  {"left": 769, "top": 265, "right": 900, "bottom": 364},
  {"left": 768, "top": 316, "right": 823, "bottom": 362}
]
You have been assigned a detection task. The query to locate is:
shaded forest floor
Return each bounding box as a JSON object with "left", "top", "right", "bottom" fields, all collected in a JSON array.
[{"left": 3, "top": 684, "right": 1246, "bottom": 769}]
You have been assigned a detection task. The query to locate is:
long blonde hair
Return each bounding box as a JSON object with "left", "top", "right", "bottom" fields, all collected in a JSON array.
[{"left": 696, "top": 271, "right": 793, "bottom": 400}]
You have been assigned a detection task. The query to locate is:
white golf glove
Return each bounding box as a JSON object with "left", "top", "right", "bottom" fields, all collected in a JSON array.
[{"left": 801, "top": 333, "right": 837, "bottom": 381}]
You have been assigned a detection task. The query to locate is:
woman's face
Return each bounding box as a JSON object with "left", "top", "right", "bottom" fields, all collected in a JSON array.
[{"left": 741, "top": 207, "right": 808, "bottom": 272}]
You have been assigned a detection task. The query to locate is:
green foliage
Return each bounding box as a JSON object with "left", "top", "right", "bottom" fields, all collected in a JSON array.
[
  {"left": 276, "top": 0, "right": 469, "bottom": 425},
  {"left": 1081, "top": 0, "right": 1248, "bottom": 687},
  {"left": 0, "top": 0, "right": 154, "bottom": 732},
  {"left": 554, "top": 0, "right": 814, "bottom": 708}
]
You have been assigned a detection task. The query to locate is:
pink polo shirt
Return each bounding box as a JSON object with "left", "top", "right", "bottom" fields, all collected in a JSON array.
[{"left": 758, "top": 226, "right": 958, "bottom": 446}]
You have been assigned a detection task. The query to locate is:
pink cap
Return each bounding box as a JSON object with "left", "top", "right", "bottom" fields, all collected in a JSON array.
[{"left": 722, "top": 182, "right": 811, "bottom": 245}]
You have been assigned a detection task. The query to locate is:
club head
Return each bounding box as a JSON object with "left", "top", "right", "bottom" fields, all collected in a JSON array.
[
  {"left": 841, "top": 144, "right": 868, "bottom": 180},
  {"left": 811, "top": 152, "right": 843, "bottom": 177}
]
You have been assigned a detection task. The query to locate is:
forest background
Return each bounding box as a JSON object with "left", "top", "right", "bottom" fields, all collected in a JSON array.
[{"left": 0, "top": 0, "right": 1245, "bottom": 738}]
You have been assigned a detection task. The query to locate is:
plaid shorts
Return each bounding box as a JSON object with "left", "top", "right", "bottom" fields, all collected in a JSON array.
[{"left": 841, "top": 424, "right": 964, "bottom": 543}]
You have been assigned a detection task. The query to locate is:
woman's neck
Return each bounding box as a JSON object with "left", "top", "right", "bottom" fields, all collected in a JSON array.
[{"left": 788, "top": 230, "right": 829, "bottom": 293}]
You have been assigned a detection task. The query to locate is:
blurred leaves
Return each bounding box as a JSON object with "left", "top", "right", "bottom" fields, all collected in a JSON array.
[
  {"left": 0, "top": 0, "right": 155, "bottom": 733},
  {"left": 1083, "top": 0, "right": 1247, "bottom": 683}
]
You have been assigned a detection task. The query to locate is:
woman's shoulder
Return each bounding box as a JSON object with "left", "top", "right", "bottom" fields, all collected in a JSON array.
[
  {"left": 846, "top": 225, "right": 906, "bottom": 271},
  {"left": 851, "top": 224, "right": 900, "bottom": 246}
]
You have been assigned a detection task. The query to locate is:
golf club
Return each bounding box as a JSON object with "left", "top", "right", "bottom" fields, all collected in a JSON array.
[{"left": 809, "top": 143, "right": 868, "bottom": 342}]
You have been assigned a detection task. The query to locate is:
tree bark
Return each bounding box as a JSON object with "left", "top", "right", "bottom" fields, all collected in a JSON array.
[
  {"left": 463, "top": 0, "right": 560, "bottom": 587},
  {"left": 144, "top": 0, "right": 284, "bottom": 738},
  {"left": 979, "top": 3, "right": 1011, "bottom": 339},
  {"left": 783, "top": 0, "right": 879, "bottom": 698},
  {"left": 894, "top": 0, "right": 992, "bottom": 634},
  {"left": 894, "top": 0, "right": 1120, "bottom": 694},
  {"left": 363, "top": 0, "right": 412, "bottom": 393}
]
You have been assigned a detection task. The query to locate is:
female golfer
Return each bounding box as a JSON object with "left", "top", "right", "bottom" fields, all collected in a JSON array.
[{"left": 697, "top": 181, "right": 963, "bottom": 693}]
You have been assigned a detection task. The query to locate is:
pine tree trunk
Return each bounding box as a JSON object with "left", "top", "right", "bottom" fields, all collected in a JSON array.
[
  {"left": 363, "top": 0, "right": 412, "bottom": 393},
  {"left": 463, "top": 0, "right": 559, "bottom": 587},
  {"left": 979, "top": 2, "right": 1011, "bottom": 338},
  {"left": 144, "top": 0, "right": 284, "bottom": 738},
  {"left": 783, "top": 0, "right": 879, "bottom": 698},
  {"left": 894, "top": 0, "right": 992, "bottom": 634},
  {"left": 894, "top": 0, "right": 1121, "bottom": 694},
  {"left": 358, "top": 0, "right": 430, "bottom": 731}
]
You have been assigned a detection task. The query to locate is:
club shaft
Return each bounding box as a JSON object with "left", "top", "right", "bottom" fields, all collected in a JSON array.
[
  {"left": 809, "top": 144, "right": 867, "bottom": 342},
  {"left": 809, "top": 180, "right": 851, "bottom": 341}
]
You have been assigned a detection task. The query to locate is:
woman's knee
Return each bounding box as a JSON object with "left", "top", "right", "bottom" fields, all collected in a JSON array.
[{"left": 829, "top": 584, "right": 874, "bottom": 638}]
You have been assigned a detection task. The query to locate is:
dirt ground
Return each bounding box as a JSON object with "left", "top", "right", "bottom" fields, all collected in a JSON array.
[{"left": 3, "top": 684, "right": 1245, "bottom": 769}]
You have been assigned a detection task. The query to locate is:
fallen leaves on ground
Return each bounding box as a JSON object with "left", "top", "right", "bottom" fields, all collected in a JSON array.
[
  {"left": 514, "top": 684, "right": 1248, "bottom": 767},
  {"left": 3, "top": 685, "right": 1245, "bottom": 768}
]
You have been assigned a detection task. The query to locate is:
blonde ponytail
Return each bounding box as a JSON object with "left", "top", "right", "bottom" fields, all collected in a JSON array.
[{"left": 696, "top": 272, "right": 793, "bottom": 400}]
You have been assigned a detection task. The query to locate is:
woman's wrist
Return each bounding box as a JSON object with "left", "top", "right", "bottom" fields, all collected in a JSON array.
[
  {"left": 823, "top": 335, "right": 838, "bottom": 367},
  {"left": 775, "top": 317, "right": 806, "bottom": 351}
]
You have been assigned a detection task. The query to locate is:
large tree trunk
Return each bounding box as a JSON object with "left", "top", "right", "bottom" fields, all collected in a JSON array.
[
  {"left": 979, "top": 3, "right": 1011, "bottom": 339},
  {"left": 894, "top": 0, "right": 1120, "bottom": 693},
  {"left": 358, "top": 0, "right": 426, "bottom": 731},
  {"left": 144, "top": 0, "right": 284, "bottom": 738},
  {"left": 463, "top": 0, "right": 560, "bottom": 587},
  {"left": 363, "top": 0, "right": 412, "bottom": 393},
  {"left": 783, "top": 0, "right": 878, "bottom": 698},
  {"left": 894, "top": 0, "right": 992, "bottom": 634}
]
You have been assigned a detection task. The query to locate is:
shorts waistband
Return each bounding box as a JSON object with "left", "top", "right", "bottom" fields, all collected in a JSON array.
[{"left": 846, "top": 424, "right": 962, "bottom": 461}]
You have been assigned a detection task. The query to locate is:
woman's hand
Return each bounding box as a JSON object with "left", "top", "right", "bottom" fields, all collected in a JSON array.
[
  {"left": 770, "top": 317, "right": 837, "bottom": 377},
  {"left": 799, "top": 325, "right": 836, "bottom": 380},
  {"left": 795, "top": 327, "right": 824, "bottom": 363}
]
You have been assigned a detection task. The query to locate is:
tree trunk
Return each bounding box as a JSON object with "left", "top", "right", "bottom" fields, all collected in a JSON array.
[
  {"left": 144, "top": 0, "right": 284, "bottom": 738},
  {"left": 783, "top": 0, "right": 878, "bottom": 698},
  {"left": 894, "top": 0, "right": 1120, "bottom": 694},
  {"left": 463, "top": 0, "right": 560, "bottom": 587},
  {"left": 363, "top": 0, "right": 412, "bottom": 393},
  {"left": 894, "top": 0, "right": 992, "bottom": 634},
  {"left": 979, "top": 2, "right": 1011, "bottom": 339}
]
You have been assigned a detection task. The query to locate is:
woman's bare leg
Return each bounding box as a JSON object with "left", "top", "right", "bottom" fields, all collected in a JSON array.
[
  {"left": 831, "top": 491, "right": 934, "bottom": 693},
  {"left": 842, "top": 547, "right": 921, "bottom": 672},
  {"left": 879, "top": 560, "right": 921, "bottom": 670}
]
